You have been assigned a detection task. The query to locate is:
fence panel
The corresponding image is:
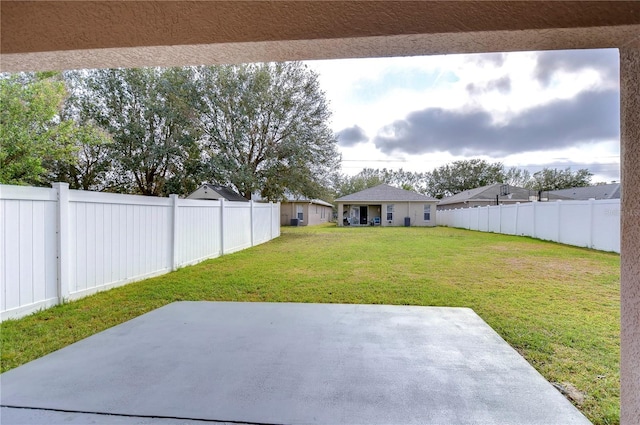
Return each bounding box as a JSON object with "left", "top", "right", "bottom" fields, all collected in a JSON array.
[
  {"left": 67, "top": 191, "right": 172, "bottom": 300},
  {"left": 477, "top": 207, "right": 489, "bottom": 232},
  {"left": 438, "top": 199, "right": 619, "bottom": 253},
  {"left": 0, "top": 186, "right": 59, "bottom": 317},
  {"left": 533, "top": 202, "right": 559, "bottom": 242},
  {"left": 515, "top": 203, "right": 534, "bottom": 236},
  {"left": 467, "top": 207, "right": 479, "bottom": 231},
  {"left": 0, "top": 184, "right": 280, "bottom": 320},
  {"left": 175, "top": 199, "right": 222, "bottom": 267},
  {"left": 592, "top": 200, "right": 621, "bottom": 252},
  {"left": 488, "top": 207, "right": 501, "bottom": 233},
  {"left": 500, "top": 205, "right": 518, "bottom": 235},
  {"left": 558, "top": 201, "right": 591, "bottom": 248},
  {"left": 254, "top": 203, "right": 274, "bottom": 245},
  {"left": 223, "top": 201, "right": 253, "bottom": 254}
]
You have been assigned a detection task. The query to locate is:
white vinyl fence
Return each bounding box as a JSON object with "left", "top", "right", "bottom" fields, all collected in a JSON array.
[
  {"left": 437, "top": 199, "right": 620, "bottom": 253},
  {"left": 0, "top": 183, "right": 280, "bottom": 321}
]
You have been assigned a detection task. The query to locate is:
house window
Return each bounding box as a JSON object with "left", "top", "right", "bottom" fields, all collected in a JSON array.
[
  {"left": 424, "top": 204, "right": 431, "bottom": 221},
  {"left": 386, "top": 204, "right": 394, "bottom": 221},
  {"left": 297, "top": 205, "right": 304, "bottom": 221}
]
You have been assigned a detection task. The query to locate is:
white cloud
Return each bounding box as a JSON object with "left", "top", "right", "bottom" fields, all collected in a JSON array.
[{"left": 305, "top": 49, "right": 620, "bottom": 180}]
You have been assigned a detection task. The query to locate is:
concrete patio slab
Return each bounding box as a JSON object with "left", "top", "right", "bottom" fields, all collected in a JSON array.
[{"left": 1, "top": 302, "right": 590, "bottom": 424}]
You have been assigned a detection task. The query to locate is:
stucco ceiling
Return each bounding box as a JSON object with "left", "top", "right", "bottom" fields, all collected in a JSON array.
[{"left": 2, "top": 1, "right": 640, "bottom": 72}]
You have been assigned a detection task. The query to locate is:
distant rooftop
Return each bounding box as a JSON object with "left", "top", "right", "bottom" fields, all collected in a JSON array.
[
  {"left": 549, "top": 183, "right": 621, "bottom": 200},
  {"left": 438, "top": 183, "right": 570, "bottom": 205},
  {"left": 188, "top": 184, "right": 248, "bottom": 202}
]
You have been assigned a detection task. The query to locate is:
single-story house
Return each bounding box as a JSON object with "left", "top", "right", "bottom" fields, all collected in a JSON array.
[
  {"left": 187, "top": 184, "right": 248, "bottom": 202},
  {"left": 335, "top": 184, "right": 438, "bottom": 227},
  {"left": 437, "top": 183, "right": 570, "bottom": 210},
  {"left": 281, "top": 198, "right": 333, "bottom": 226},
  {"left": 549, "top": 183, "right": 621, "bottom": 200}
]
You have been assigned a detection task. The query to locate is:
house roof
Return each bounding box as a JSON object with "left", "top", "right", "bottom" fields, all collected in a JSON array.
[
  {"left": 189, "top": 184, "right": 248, "bottom": 202},
  {"left": 438, "top": 183, "right": 569, "bottom": 205},
  {"left": 549, "top": 183, "right": 621, "bottom": 200},
  {"left": 335, "top": 184, "right": 438, "bottom": 202},
  {"left": 284, "top": 198, "right": 334, "bottom": 208}
]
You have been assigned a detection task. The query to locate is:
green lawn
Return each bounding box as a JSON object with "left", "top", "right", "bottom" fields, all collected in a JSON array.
[{"left": 1, "top": 225, "right": 620, "bottom": 424}]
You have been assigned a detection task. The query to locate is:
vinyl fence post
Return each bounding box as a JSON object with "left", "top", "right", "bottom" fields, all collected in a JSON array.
[
  {"left": 250, "top": 200, "right": 255, "bottom": 247},
  {"left": 486, "top": 206, "right": 489, "bottom": 231},
  {"left": 220, "top": 198, "right": 225, "bottom": 255},
  {"left": 589, "top": 198, "right": 595, "bottom": 249},
  {"left": 269, "top": 202, "right": 274, "bottom": 240},
  {"left": 170, "top": 194, "right": 178, "bottom": 271},
  {"left": 52, "top": 182, "right": 70, "bottom": 302},
  {"left": 532, "top": 201, "right": 537, "bottom": 239}
]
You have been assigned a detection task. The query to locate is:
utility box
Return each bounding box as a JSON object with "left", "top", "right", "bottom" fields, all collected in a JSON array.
[
  {"left": 290, "top": 218, "right": 299, "bottom": 226},
  {"left": 404, "top": 217, "right": 411, "bottom": 227}
]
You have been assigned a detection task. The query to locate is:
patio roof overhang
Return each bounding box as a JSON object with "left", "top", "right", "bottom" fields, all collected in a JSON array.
[{"left": 1, "top": 1, "right": 638, "bottom": 71}]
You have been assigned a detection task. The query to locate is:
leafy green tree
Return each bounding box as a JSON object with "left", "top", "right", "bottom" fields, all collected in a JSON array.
[
  {"left": 332, "top": 168, "right": 386, "bottom": 198},
  {"left": 0, "top": 73, "right": 75, "bottom": 185},
  {"left": 44, "top": 123, "right": 113, "bottom": 191},
  {"left": 525, "top": 167, "right": 592, "bottom": 191},
  {"left": 425, "top": 159, "right": 506, "bottom": 198},
  {"left": 197, "top": 62, "right": 340, "bottom": 201},
  {"left": 504, "top": 166, "right": 532, "bottom": 188},
  {"left": 66, "top": 67, "right": 202, "bottom": 195}
]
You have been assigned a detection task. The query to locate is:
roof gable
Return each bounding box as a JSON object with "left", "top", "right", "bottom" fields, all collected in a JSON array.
[
  {"left": 335, "top": 184, "right": 438, "bottom": 202},
  {"left": 188, "top": 184, "right": 248, "bottom": 202}
]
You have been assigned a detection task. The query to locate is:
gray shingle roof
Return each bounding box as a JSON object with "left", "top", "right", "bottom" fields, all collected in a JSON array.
[
  {"left": 203, "top": 184, "right": 248, "bottom": 202},
  {"left": 335, "top": 184, "right": 438, "bottom": 202},
  {"left": 549, "top": 183, "right": 621, "bottom": 200}
]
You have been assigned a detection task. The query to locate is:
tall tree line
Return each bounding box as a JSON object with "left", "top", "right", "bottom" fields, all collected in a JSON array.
[
  {"left": 1, "top": 63, "right": 340, "bottom": 201},
  {"left": 332, "top": 159, "right": 594, "bottom": 199}
]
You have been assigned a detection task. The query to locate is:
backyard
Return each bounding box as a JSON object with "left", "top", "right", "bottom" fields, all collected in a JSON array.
[{"left": 0, "top": 225, "right": 620, "bottom": 424}]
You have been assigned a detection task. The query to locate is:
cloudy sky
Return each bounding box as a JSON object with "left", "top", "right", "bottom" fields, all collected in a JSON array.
[{"left": 305, "top": 48, "right": 620, "bottom": 183}]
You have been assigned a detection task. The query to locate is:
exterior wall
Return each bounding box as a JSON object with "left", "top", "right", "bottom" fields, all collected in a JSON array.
[
  {"left": 338, "top": 202, "right": 436, "bottom": 227},
  {"left": 280, "top": 202, "right": 295, "bottom": 226},
  {"left": 306, "top": 203, "right": 332, "bottom": 226},
  {"left": 383, "top": 202, "right": 437, "bottom": 227},
  {"left": 0, "top": 184, "right": 280, "bottom": 321},
  {"left": 281, "top": 202, "right": 332, "bottom": 226}
]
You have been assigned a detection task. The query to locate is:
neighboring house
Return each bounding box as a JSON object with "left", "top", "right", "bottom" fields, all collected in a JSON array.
[
  {"left": 437, "top": 183, "right": 570, "bottom": 210},
  {"left": 335, "top": 184, "right": 438, "bottom": 227},
  {"left": 187, "top": 184, "right": 248, "bottom": 202},
  {"left": 549, "top": 183, "right": 621, "bottom": 200},
  {"left": 281, "top": 198, "right": 333, "bottom": 226}
]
